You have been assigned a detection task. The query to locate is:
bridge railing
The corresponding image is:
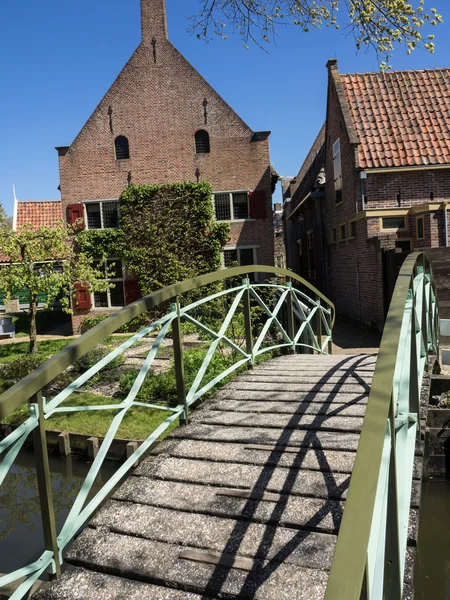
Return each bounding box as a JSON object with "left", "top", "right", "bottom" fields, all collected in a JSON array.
[
  {"left": 0, "top": 265, "right": 334, "bottom": 599},
  {"left": 325, "top": 252, "right": 439, "bottom": 600}
]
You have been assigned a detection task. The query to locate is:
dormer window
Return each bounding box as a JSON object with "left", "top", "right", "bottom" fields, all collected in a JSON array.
[
  {"left": 115, "top": 136, "right": 130, "bottom": 160},
  {"left": 195, "top": 130, "right": 210, "bottom": 154}
]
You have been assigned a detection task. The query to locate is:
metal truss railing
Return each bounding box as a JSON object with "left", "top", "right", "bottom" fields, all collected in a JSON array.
[
  {"left": 0, "top": 265, "right": 334, "bottom": 599},
  {"left": 325, "top": 252, "right": 439, "bottom": 600}
]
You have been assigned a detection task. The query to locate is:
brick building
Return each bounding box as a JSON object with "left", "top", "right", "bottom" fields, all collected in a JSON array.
[
  {"left": 284, "top": 61, "right": 450, "bottom": 330},
  {"left": 57, "top": 0, "right": 275, "bottom": 331}
]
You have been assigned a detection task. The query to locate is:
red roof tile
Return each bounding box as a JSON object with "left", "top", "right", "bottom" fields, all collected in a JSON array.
[
  {"left": 16, "top": 201, "right": 63, "bottom": 230},
  {"left": 341, "top": 69, "right": 450, "bottom": 169}
]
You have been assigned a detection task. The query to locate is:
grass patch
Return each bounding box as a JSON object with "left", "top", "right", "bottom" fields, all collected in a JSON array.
[
  {"left": 4, "top": 393, "right": 179, "bottom": 440},
  {"left": 0, "top": 339, "right": 76, "bottom": 363}
]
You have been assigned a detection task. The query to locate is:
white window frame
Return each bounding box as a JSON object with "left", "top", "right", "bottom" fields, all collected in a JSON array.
[
  {"left": 213, "top": 190, "right": 252, "bottom": 222},
  {"left": 91, "top": 257, "right": 125, "bottom": 310},
  {"left": 83, "top": 199, "right": 120, "bottom": 230},
  {"left": 222, "top": 245, "right": 258, "bottom": 268},
  {"left": 333, "top": 139, "right": 343, "bottom": 204}
]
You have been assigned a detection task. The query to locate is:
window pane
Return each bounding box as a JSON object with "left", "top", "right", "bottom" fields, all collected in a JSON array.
[
  {"left": 239, "top": 248, "right": 254, "bottom": 266},
  {"left": 93, "top": 261, "right": 106, "bottom": 276},
  {"left": 215, "top": 194, "right": 231, "bottom": 221},
  {"left": 350, "top": 221, "right": 356, "bottom": 237},
  {"left": 232, "top": 193, "right": 249, "bottom": 220},
  {"left": 417, "top": 218, "right": 424, "bottom": 238},
  {"left": 94, "top": 292, "right": 108, "bottom": 308},
  {"left": 86, "top": 204, "right": 101, "bottom": 229},
  {"left": 195, "top": 130, "right": 210, "bottom": 154},
  {"left": 382, "top": 217, "right": 405, "bottom": 229},
  {"left": 103, "top": 202, "right": 119, "bottom": 228},
  {"left": 223, "top": 249, "right": 238, "bottom": 267},
  {"left": 106, "top": 259, "right": 122, "bottom": 280},
  {"left": 395, "top": 240, "right": 411, "bottom": 252},
  {"left": 109, "top": 282, "right": 125, "bottom": 307}
]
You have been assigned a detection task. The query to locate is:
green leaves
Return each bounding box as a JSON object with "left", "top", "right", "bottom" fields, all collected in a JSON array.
[
  {"left": 119, "top": 182, "right": 230, "bottom": 297},
  {"left": 190, "top": 0, "right": 443, "bottom": 67}
]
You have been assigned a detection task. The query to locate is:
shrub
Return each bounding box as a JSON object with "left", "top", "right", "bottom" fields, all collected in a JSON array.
[
  {"left": 118, "top": 347, "right": 240, "bottom": 404},
  {"left": 0, "top": 354, "right": 46, "bottom": 380},
  {"left": 73, "top": 345, "right": 125, "bottom": 373}
]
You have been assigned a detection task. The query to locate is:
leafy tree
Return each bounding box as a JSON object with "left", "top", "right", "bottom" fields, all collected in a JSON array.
[
  {"left": 0, "top": 222, "right": 111, "bottom": 354},
  {"left": 191, "top": 0, "right": 443, "bottom": 67}
]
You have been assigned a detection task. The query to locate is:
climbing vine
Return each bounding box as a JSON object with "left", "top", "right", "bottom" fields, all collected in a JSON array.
[{"left": 77, "top": 182, "right": 230, "bottom": 298}]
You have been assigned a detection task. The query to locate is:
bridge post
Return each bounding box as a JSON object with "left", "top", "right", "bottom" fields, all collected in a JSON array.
[
  {"left": 171, "top": 296, "right": 188, "bottom": 425},
  {"left": 242, "top": 278, "right": 254, "bottom": 368},
  {"left": 30, "top": 391, "right": 61, "bottom": 578},
  {"left": 383, "top": 398, "right": 402, "bottom": 600},
  {"left": 286, "top": 282, "right": 296, "bottom": 354},
  {"left": 315, "top": 295, "right": 322, "bottom": 354}
]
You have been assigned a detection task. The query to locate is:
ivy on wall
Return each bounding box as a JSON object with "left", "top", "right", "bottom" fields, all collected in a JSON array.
[{"left": 77, "top": 182, "right": 230, "bottom": 297}]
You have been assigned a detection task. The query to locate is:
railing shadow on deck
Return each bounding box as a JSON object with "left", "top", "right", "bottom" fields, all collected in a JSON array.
[{"left": 0, "top": 265, "right": 334, "bottom": 599}]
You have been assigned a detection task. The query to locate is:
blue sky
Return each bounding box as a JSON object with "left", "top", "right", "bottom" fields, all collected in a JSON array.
[{"left": 1, "top": 0, "right": 448, "bottom": 216}]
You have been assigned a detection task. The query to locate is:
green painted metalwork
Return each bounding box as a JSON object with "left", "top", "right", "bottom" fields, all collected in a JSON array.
[
  {"left": 324, "top": 252, "right": 439, "bottom": 600},
  {"left": 0, "top": 265, "right": 334, "bottom": 599}
]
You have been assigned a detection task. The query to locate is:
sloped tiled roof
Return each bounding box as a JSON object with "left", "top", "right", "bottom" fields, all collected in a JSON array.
[
  {"left": 16, "top": 201, "right": 63, "bottom": 230},
  {"left": 341, "top": 69, "right": 450, "bottom": 169}
]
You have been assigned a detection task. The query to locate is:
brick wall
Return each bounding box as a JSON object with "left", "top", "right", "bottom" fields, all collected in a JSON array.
[{"left": 59, "top": 0, "right": 274, "bottom": 331}]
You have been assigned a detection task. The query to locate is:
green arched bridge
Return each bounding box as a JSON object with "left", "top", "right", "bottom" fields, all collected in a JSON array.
[{"left": 0, "top": 255, "right": 439, "bottom": 600}]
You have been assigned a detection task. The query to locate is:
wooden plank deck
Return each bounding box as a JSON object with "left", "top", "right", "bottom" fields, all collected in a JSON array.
[{"left": 33, "top": 354, "right": 418, "bottom": 600}]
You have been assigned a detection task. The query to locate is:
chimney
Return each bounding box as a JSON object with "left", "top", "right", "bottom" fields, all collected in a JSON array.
[
  {"left": 326, "top": 58, "right": 338, "bottom": 71},
  {"left": 141, "top": 0, "right": 168, "bottom": 45}
]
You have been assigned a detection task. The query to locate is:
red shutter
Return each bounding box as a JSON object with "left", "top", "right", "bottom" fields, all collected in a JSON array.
[
  {"left": 74, "top": 283, "right": 91, "bottom": 310},
  {"left": 249, "top": 191, "right": 267, "bottom": 219},
  {"left": 125, "top": 280, "right": 141, "bottom": 305},
  {"left": 67, "top": 204, "right": 85, "bottom": 229}
]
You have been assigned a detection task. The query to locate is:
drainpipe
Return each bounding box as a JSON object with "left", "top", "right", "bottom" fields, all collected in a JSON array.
[{"left": 445, "top": 202, "right": 449, "bottom": 247}]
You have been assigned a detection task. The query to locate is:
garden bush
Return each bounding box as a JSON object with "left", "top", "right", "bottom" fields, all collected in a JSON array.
[
  {"left": 73, "top": 345, "right": 125, "bottom": 373},
  {"left": 0, "top": 354, "right": 46, "bottom": 380}
]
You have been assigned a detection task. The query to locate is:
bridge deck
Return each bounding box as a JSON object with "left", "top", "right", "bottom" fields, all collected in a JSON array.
[{"left": 34, "top": 354, "right": 419, "bottom": 600}]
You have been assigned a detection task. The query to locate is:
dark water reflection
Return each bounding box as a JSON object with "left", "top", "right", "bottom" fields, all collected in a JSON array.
[
  {"left": 0, "top": 449, "right": 117, "bottom": 575},
  {"left": 415, "top": 478, "right": 450, "bottom": 599}
]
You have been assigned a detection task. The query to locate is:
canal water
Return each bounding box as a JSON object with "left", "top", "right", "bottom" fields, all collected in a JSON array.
[
  {"left": 1, "top": 452, "right": 449, "bottom": 595},
  {"left": 0, "top": 450, "right": 117, "bottom": 576},
  {"left": 415, "top": 477, "right": 450, "bottom": 599}
]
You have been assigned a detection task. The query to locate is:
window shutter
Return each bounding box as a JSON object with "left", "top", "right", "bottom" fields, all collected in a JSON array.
[
  {"left": 67, "top": 204, "right": 85, "bottom": 229},
  {"left": 74, "top": 283, "right": 91, "bottom": 310},
  {"left": 125, "top": 280, "right": 141, "bottom": 305},
  {"left": 249, "top": 191, "right": 267, "bottom": 219}
]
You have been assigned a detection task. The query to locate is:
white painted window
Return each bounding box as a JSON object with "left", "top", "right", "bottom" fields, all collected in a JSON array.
[
  {"left": 92, "top": 258, "right": 125, "bottom": 308},
  {"left": 333, "top": 139, "right": 343, "bottom": 204},
  {"left": 84, "top": 200, "right": 119, "bottom": 230},
  {"left": 223, "top": 246, "right": 257, "bottom": 267},
  {"left": 214, "top": 191, "right": 250, "bottom": 221}
]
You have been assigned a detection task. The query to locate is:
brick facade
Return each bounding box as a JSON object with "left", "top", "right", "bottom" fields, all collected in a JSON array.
[
  {"left": 285, "top": 60, "right": 450, "bottom": 331},
  {"left": 58, "top": 0, "right": 274, "bottom": 332}
]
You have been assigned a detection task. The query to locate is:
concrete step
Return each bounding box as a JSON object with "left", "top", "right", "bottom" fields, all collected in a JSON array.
[
  {"left": 225, "top": 381, "right": 370, "bottom": 394},
  {"left": 214, "top": 389, "right": 368, "bottom": 404},
  {"left": 236, "top": 373, "right": 373, "bottom": 385},
  {"left": 162, "top": 439, "right": 358, "bottom": 473},
  {"left": 112, "top": 477, "right": 419, "bottom": 543},
  {"left": 113, "top": 477, "right": 345, "bottom": 534},
  {"left": 204, "top": 399, "right": 367, "bottom": 417},
  {"left": 169, "top": 423, "right": 361, "bottom": 450},
  {"left": 33, "top": 567, "right": 218, "bottom": 600},
  {"left": 137, "top": 457, "right": 352, "bottom": 500},
  {"left": 190, "top": 410, "right": 364, "bottom": 432},
  {"left": 64, "top": 529, "right": 330, "bottom": 600},
  {"left": 161, "top": 439, "right": 423, "bottom": 480},
  {"left": 91, "top": 500, "right": 338, "bottom": 571}
]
